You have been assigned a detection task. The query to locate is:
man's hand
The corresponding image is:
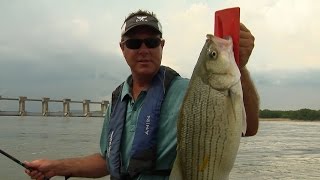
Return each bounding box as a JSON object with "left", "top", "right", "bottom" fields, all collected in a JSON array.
[
  {"left": 24, "top": 159, "right": 56, "bottom": 180},
  {"left": 239, "top": 23, "right": 255, "bottom": 69}
]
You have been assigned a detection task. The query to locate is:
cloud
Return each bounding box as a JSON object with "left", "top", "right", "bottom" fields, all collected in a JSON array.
[
  {"left": 0, "top": 46, "right": 129, "bottom": 101},
  {"left": 253, "top": 68, "right": 320, "bottom": 87},
  {"left": 243, "top": 0, "right": 320, "bottom": 70},
  {"left": 252, "top": 68, "right": 320, "bottom": 110},
  {"left": 1, "top": 1, "right": 319, "bottom": 110},
  {"left": 161, "top": 3, "right": 214, "bottom": 76}
]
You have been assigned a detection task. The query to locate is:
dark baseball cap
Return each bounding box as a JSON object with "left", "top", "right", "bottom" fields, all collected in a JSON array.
[{"left": 121, "top": 15, "right": 162, "bottom": 36}]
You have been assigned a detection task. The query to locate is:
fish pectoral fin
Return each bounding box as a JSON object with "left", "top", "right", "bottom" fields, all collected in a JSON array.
[
  {"left": 241, "top": 102, "right": 247, "bottom": 135},
  {"left": 169, "top": 152, "right": 183, "bottom": 180},
  {"left": 230, "top": 82, "right": 247, "bottom": 135}
]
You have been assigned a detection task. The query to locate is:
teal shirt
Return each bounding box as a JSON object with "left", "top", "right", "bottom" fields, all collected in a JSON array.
[{"left": 100, "top": 76, "right": 189, "bottom": 180}]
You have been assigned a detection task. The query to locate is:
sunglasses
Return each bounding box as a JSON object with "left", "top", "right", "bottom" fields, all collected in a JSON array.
[{"left": 122, "top": 38, "right": 162, "bottom": 49}]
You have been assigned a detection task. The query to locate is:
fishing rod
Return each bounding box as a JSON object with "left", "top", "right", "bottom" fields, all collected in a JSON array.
[{"left": 0, "top": 148, "right": 50, "bottom": 180}]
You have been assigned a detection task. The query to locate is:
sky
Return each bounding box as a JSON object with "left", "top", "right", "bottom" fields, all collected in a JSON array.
[{"left": 0, "top": 0, "right": 319, "bottom": 111}]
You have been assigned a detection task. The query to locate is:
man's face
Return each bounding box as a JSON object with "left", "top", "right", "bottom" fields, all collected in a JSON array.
[{"left": 120, "top": 26, "right": 165, "bottom": 78}]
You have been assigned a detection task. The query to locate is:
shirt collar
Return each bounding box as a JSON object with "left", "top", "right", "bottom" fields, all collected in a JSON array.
[{"left": 120, "top": 75, "right": 133, "bottom": 101}]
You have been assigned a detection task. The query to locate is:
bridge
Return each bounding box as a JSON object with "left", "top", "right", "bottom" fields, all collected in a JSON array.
[{"left": 0, "top": 96, "right": 109, "bottom": 117}]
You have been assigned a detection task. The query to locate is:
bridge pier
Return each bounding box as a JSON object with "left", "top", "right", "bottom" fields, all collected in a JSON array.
[
  {"left": 42, "top": 97, "right": 50, "bottom": 116},
  {"left": 19, "top": 96, "right": 27, "bottom": 116},
  {"left": 101, "top": 100, "right": 109, "bottom": 116},
  {"left": 63, "top": 99, "right": 71, "bottom": 116},
  {"left": 83, "top": 100, "right": 91, "bottom": 117}
]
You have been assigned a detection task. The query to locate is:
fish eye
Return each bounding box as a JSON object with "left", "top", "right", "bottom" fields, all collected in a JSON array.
[{"left": 208, "top": 50, "right": 218, "bottom": 59}]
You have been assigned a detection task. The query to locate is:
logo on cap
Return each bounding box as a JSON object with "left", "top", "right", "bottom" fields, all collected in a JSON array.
[{"left": 136, "top": 16, "right": 148, "bottom": 22}]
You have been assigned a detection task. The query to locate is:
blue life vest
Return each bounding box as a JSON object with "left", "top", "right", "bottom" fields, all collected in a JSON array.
[{"left": 107, "top": 66, "right": 179, "bottom": 179}]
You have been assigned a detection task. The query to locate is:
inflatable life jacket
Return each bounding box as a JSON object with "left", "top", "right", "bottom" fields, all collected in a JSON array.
[{"left": 107, "top": 66, "right": 179, "bottom": 180}]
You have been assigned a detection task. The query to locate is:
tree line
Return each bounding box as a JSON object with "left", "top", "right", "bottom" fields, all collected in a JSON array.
[{"left": 260, "top": 108, "right": 320, "bottom": 121}]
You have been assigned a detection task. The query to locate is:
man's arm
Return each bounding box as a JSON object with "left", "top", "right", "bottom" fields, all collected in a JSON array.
[
  {"left": 239, "top": 23, "right": 260, "bottom": 136},
  {"left": 241, "top": 67, "right": 260, "bottom": 136},
  {"left": 57, "top": 153, "right": 109, "bottom": 178},
  {"left": 25, "top": 153, "right": 109, "bottom": 179}
]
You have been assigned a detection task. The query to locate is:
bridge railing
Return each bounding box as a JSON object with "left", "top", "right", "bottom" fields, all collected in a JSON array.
[{"left": 0, "top": 96, "right": 109, "bottom": 117}]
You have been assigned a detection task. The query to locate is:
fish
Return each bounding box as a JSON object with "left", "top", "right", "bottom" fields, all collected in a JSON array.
[{"left": 169, "top": 34, "right": 246, "bottom": 180}]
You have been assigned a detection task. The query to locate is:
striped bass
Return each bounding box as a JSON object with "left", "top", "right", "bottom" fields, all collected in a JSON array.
[{"left": 169, "top": 34, "right": 246, "bottom": 180}]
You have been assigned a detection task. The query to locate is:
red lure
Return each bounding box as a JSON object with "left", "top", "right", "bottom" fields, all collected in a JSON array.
[{"left": 214, "top": 7, "right": 240, "bottom": 66}]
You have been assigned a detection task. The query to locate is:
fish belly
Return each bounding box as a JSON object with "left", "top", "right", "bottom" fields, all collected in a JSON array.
[{"left": 170, "top": 77, "right": 242, "bottom": 180}]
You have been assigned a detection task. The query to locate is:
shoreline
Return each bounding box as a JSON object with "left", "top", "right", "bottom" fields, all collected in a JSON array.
[
  {"left": 260, "top": 118, "right": 291, "bottom": 121},
  {"left": 260, "top": 118, "right": 320, "bottom": 122}
]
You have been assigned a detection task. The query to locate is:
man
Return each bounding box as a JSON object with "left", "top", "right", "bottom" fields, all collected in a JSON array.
[{"left": 26, "top": 9, "right": 259, "bottom": 180}]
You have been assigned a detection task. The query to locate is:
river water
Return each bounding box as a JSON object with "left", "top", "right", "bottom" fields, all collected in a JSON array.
[{"left": 0, "top": 116, "right": 319, "bottom": 180}]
